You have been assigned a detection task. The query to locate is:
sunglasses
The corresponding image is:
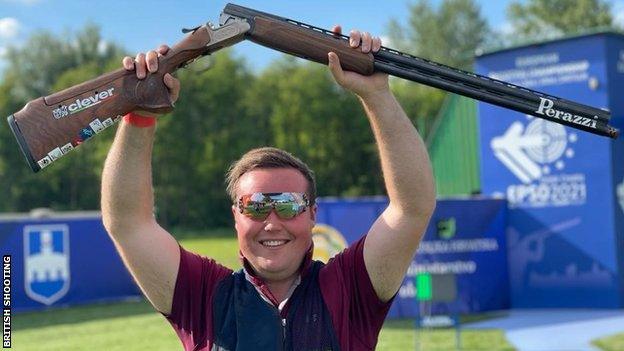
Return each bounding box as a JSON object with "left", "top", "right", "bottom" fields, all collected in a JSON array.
[{"left": 237, "top": 192, "right": 310, "bottom": 220}]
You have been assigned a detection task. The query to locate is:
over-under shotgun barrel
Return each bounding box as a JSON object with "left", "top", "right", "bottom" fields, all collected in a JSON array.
[{"left": 222, "top": 3, "right": 618, "bottom": 139}]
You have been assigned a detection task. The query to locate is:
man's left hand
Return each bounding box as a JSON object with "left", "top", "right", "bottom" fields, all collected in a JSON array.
[{"left": 327, "top": 25, "right": 390, "bottom": 99}]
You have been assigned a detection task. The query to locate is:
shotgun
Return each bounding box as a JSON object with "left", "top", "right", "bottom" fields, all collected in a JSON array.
[{"left": 7, "top": 3, "right": 619, "bottom": 172}]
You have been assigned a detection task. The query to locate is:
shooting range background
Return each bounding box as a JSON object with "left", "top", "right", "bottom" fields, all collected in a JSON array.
[
  {"left": 2, "top": 32, "right": 623, "bottom": 316},
  {"left": 476, "top": 32, "right": 624, "bottom": 308}
]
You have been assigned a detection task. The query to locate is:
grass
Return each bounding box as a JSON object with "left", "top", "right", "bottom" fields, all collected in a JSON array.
[
  {"left": 12, "top": 230, "right": 516, "bottom": 350},
  {"left": 592, "top": 332, "right": 624, "bottom": 351},
  {"left": 14, "top": 300, "right": 514, "bottom": 351},
  {"left": 14, "top": 300, "right": 180, "bottom": 351},
  {"left": 175, "top": 227, "right": 242, "bottom": 270},
  {"left": 378, "top": 319, "right": 514, "bottom": 351}
]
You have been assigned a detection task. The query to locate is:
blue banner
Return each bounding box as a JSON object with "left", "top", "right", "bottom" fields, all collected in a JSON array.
[
  {"left": 605, "top": 35, "right": 624, "bottom": 299},
  {"left": 314, "top": 197, "right": 508, "bottom": 318},
  {"left": 476, "top": 33, "right": 624, "bottom": 308},
  {"left": 0, "top": 213, "right": 141, "bottom": 312}
]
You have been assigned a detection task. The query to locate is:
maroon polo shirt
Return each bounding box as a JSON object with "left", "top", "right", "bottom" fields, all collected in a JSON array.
[{"left": 164, "top": 235, "right": 393, "bottom": 350}]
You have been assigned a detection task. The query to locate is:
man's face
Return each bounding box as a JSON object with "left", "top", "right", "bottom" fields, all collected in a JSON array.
[{"left": 232, "top": 168, "right": 316, "bottom": 282}]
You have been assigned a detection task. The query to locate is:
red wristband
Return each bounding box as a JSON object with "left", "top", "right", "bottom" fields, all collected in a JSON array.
[{"left": 123, "top": 112, "right": 157, "bottom": 128}]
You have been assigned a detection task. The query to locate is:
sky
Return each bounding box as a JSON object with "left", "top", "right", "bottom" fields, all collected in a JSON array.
[
  {"left": 1, "top": 0, "right": 624, "bottom": 73},
  {"left": 0, "top": 0, "right": 516, "bottom": 73}
]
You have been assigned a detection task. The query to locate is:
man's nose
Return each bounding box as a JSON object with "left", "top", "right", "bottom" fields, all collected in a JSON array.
[{"left": 263, "top": 209, "right": 285, "bottom": 231}]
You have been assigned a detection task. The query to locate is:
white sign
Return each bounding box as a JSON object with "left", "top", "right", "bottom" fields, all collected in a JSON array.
[{"left": 491, "top": 117, "right": 585, "bottom": 208}]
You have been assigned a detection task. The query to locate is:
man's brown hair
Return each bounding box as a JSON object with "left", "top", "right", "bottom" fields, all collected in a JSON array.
[{"left": 226, "top": 147, "right": 317, "bottom": 205}]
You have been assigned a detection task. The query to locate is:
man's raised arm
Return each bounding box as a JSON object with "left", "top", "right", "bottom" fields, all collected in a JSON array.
[
  {"left": 328, "top": 28, "right": 436, "bottom": 302},
  {"left": 101, "top": 47, "right": 182, "bottom": 315}
]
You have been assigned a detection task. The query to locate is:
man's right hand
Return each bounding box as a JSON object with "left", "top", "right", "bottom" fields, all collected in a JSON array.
[
  {"left": 122, "top": 45, "right": 181, "bottom": 117},
  {"left": 102, "top": 44, "right": 183, "bottom": 316}
]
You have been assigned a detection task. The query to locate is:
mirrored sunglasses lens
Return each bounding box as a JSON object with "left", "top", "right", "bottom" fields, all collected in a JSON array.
[
  {"left": 240, "top": 193, "right": 306, "bottom": 220},
  {"left": 243, "top": 204, "right": 270, "bottom": 219},
  {"left": 275, "top": 202, "right": 300, "bottom": 219},
  {"left": 241, "top": 195, "right": 272, "bottom": 220}
]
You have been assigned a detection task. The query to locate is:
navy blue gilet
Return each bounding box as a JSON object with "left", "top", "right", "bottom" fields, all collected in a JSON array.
[{"left": 211, "top": 260, "right": 341, "bottom": 351}]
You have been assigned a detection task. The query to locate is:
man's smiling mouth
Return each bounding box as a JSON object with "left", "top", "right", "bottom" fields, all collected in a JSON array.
[{"left": 259, "top": 239, "right": 290, "bottom": 247}]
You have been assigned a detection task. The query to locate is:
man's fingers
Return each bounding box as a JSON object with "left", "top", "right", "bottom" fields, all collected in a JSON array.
[
  {"left": 327, "top": 52, "right": 345, "bottom": 85},
  {"left": 372, "top": 36, "right": 382, "bottom": 53},
  {"left": 361, "top": 32, "right": 372, "bottom": 53},
  {"left": 135, "top": 53, "right": 147, "bottom": 79},
  {"left": 349, "top": 30, "right": 361, "bottom": 48},
  {"left": 122, "top": 56, "right": 134, "bottom": 71},
  {"left": 146, "top": 50, "right": 158, "bottom": 73},
  {"left": 164, "top": 74, "right": 180, "bottom": 103},
  {"left": 331, "top": 25, "right": 342, "bottom": 37},
  {"left": 157, "top": 44, "right": 170, "bottom": 56}
]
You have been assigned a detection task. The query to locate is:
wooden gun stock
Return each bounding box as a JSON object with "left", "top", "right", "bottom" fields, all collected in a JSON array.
[{"left": 7, "top": 21, "right": 249, "bottom": 172}]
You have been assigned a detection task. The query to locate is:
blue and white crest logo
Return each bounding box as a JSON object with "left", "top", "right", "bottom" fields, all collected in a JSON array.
[
  {"left": 490, "top": 116, "right": 585, "bottom": 208},
  {"left": 24, "top": 225, "right": 70, "bottom": 305}
]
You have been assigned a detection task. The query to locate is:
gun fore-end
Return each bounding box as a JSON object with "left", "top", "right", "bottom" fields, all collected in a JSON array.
[{"left": 222, "top": 3, "right": 375, "bottom": 75}]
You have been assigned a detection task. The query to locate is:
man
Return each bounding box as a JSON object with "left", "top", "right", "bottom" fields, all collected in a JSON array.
[{"left": 101, "top": 26, "right": 435, "bottom": 350}]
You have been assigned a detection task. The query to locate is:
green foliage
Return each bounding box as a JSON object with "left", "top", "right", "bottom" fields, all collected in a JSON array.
[
  {"left": 388, "top": 0, "right": 489, "bottom": 70},
  {"left": 592, "top": 332, "right": 624, "bottom": 351},
  {"left": 0, "top": 25, "right": 124, "bottom": 212},
  {"left": 506, "top": 0, "right": 616, "bottom": 42},
  {"left": 0, "top": 25, "right": 404, "bottom": 229},
  {"left": 3, "top": 23, "right": 124, "bottom": 102},
  {"left": 387, "top": 0, "right": 489, "bottom": 139},
  {"left": 152, "top": 50, "right": 259, "bottom": 228},
  {"left": 252, "top": 57, "right": 383, "bottom": 198}
]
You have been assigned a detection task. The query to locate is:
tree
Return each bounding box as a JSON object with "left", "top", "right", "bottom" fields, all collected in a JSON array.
[
  {"left": 251, "top": 57, "right": 384, "bottom": 198},
  {"left": 151, "top": 50, "right": 258, "bottom": 228},
  {"left": 387, "top": 0, "right": 489, "bottom": 138},
  {"left": 0, "top": 25, "right": 125, "bottom": 212},
  {"left": 388, "top": 0, "right": 489, "bottom": 70},
  {"left": 507, "top": 0, "right": 615, "bottom": 41},
  {"left": 2, "top": 23, "right": 124, "bottom": 102}
]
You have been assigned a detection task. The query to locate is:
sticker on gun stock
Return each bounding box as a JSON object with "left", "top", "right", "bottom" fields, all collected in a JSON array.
[
  {"left": 60, "top": 143, "right": 73, "bottom": 154},
  {"left": 102, "top": 118, "right": 114, "bottom": 128},
  {"left": 72, "top": 136, "right": 83, "bottom": 146},
  {"left": 90, "top": 119, "right": 105, "bottom": 134},
  {"left": 47, "top": 148, "right": 63, "bottom": 161},
  {"left": 79, "top": 127, "right": 95, "bottom": 141},
  {"left": 37, "top": 156, "right": 52, "bottom": 169}
]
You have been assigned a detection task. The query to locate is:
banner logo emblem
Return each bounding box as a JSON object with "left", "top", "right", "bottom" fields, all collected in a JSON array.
[
  {"left": 491, "top": 117, "right": 585, "bottom": 208},
  {"left": 24, "top": 225, "right": 70, "bottom": 305}
]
